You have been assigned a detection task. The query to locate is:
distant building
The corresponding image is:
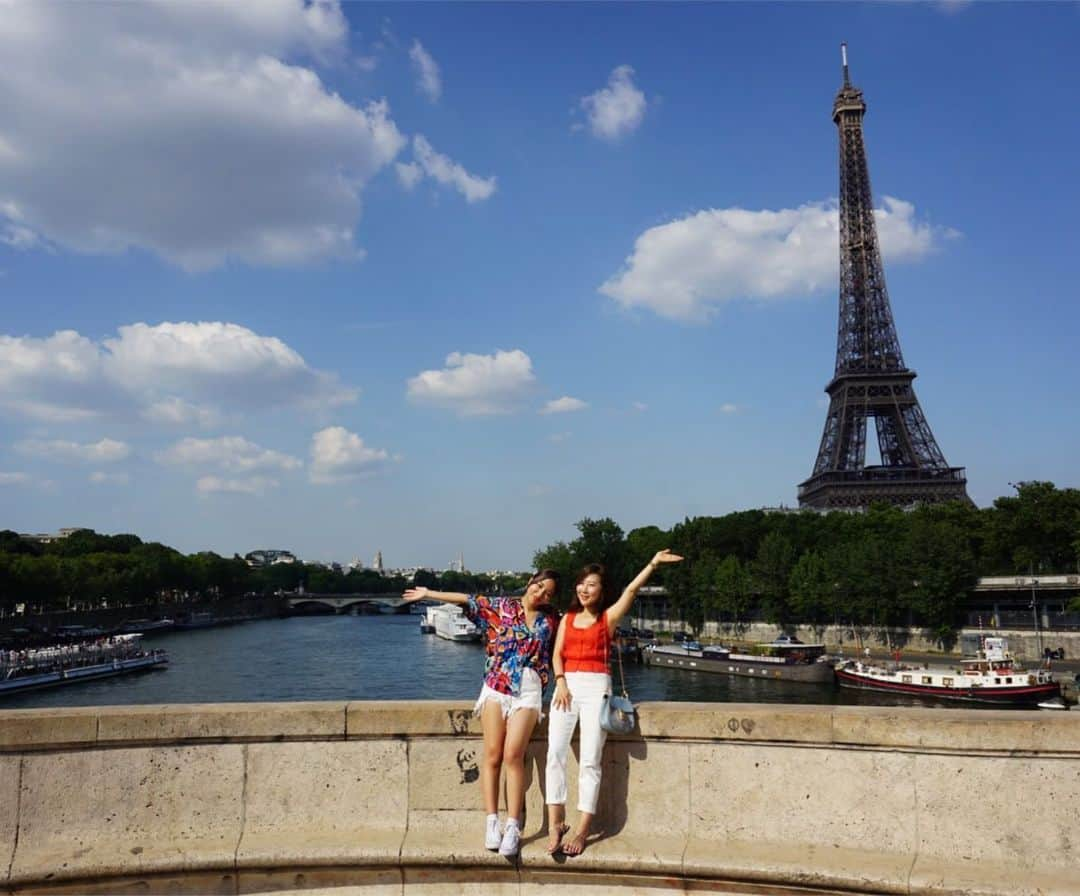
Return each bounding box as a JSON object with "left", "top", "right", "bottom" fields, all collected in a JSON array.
[
  {"left": 18, "top": 527, "right": 90, "bottom": 544},
  {"left": 373, "top": 551, "right": 384, "bottom": 574},
  {"left": 245, "top": 549, "right": 298, "bottom": 568}
]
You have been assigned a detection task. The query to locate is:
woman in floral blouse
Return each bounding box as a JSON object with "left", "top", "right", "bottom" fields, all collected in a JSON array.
[{"left": 403, "top": 570, "right": 559, "bottom": 856}]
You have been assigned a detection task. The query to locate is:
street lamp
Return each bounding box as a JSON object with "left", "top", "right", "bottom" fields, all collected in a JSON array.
[{"left": 1031, "top": 575, "right": 1044, "bottom": 659}]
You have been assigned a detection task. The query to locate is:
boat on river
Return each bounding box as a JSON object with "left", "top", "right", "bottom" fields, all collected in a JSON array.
[
  {"left": 643, "top": 634, "right": 834, "bottom": 683},
  {"left": 427, "top": 604, "right": 480, "bottom": 642},
  {"left": 1, "top": 634, "right": 168, "bottom": 696},
  {"left": 835, "top": 636, "right": 1060, "bottom": 705}
]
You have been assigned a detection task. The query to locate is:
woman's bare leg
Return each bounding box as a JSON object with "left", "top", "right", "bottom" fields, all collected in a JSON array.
[
  {"left": 480, "top": 701, "right": 507, "bottom": 815},
  {"left": 502, "top": 708, "right": 538, "bottom": 823}
]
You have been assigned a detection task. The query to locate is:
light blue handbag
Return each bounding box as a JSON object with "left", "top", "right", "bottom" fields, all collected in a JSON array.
[{"left": 599, "top": 635, "right": 637, "bottom": 734}]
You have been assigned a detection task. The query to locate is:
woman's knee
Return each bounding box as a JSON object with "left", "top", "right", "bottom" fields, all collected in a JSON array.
[{"left": 483, "top": 742, "right": 504, "bottom": 768}]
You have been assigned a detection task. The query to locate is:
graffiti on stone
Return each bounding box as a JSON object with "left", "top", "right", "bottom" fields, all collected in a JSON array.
[{"left": 456, "top": 748, "right": 479, "bottom": 784}]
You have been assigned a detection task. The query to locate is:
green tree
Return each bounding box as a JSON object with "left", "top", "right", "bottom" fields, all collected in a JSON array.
[
  {"left": 752, "top": 531, "right": 795, "bottom": 624},
  {"left": 788, "top": 550, "right": 832, "bottom": 625}
]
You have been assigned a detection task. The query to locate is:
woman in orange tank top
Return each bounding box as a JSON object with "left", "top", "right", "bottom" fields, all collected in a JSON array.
[{"left": 545, "top": 549, "right": 683, "bottom": 856}]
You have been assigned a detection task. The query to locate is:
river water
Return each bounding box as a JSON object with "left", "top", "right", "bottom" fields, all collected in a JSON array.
[{"left": 0, "top": 614, "right": 1001, "bottom": 710}]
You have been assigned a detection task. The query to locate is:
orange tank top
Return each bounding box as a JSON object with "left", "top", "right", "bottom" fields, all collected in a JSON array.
[{"left": 563, "top": 611, "right": 610, "bottom": 673}]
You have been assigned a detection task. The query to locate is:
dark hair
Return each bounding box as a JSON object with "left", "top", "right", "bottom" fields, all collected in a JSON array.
[
  {"left": 567, "top": 562, "right": 609, "bottom": 613},
  {"left": 529, "top": 568, "right": 561, "bottom": 590}
]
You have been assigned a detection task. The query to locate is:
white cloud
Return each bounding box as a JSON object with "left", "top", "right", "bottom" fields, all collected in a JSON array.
[
  {"left": 526, "top": 484, "right": 551, "bottom": 498},
  {"left": 580, "top": 65, "right": 647, "bottom": 141},
  {"left": 540, "top": 396, "right": 588, "bottom": 415},
  {"left": 409, "top": 40, "right": 442, "bottom": 103},
  {"left": 157, "top": 436, "right": 302, "bottom": 473},
  {"left": 197, "top": 476, "right": 278, "bottom": 497},
  {"left": 90, "top": 471, "right": 130, "bottom": 485},
  {"left": 407, "top": 349, "right": 536, "bottom": 416},
  {"left": 402, "top": 136, "right": 496, "bottom": 203},
  {"left": 309, "top": 426, "right": 390, "bottom": 483},
  {"left": 142, "top": 397, "right": 221, "bottom": 428},
  {"left": 0, "top": 1, "right": 405, "bottom": 271},
  {"left": 548, "top": 432, "right": 571, "bottom": 443},
  {"left": 395, "top": 161, "right": 424, "bottom": 191},
  {"left": 0, "top": 321, "right": 356, "bottom": 421},
  {"left": 0, "top": 472, "right": 31, "bottom": 486},
  {"left": 632, "top": 401, "right": 648, "bottom": 413},
  {"left": 719, "top": 403, "right": 739, "bottom": 414},
  {"left": 16, "top": 438, "right": 130, "bottom": 464},
  {"left": 600, "top": 197, "right": 952, "bottom": 321}
]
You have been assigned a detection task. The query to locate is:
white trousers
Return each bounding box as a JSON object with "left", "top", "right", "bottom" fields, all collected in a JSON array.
[{"left": 545, "top": 671, "right": 611, "bottom": 814}]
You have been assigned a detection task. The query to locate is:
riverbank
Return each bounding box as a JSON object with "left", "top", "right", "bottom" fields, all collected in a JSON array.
[{"left": 0, "top": 594, "right": 288, "bottom": 645}]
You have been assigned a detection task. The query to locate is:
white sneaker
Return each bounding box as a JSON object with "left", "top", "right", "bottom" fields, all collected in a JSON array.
[
  {"left": 498, "top": 819, "right": 521, "bottom": 856},
  {"left": 485, "top": 814, "right": 502, "bottom": 850}
]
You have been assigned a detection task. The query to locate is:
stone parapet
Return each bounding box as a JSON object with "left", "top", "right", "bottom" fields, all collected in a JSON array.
[{"left": 1, "top": 701, "right": 1078, "bottom": 895}]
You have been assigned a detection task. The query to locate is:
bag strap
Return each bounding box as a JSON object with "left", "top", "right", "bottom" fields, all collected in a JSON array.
[{"left": 612, "top": 629, "right": 629, "bottom": 700}]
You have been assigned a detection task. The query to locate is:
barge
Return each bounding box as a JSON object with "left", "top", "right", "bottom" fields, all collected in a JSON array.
[
  {"left": 835, "top": 636, "right": 1060, "bottom": 705},
  {"left": 643, "top": 635, "right": 834, "bottom": 683}
]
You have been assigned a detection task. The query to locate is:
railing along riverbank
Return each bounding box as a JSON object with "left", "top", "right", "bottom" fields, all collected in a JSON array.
[{"left": 1, "top": 701, "right": 1078, "bottom": 895}]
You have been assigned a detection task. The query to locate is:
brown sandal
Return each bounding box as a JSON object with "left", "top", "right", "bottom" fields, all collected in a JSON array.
[{"left": 546, "top": 822, "right": 570, "bottom": 854}]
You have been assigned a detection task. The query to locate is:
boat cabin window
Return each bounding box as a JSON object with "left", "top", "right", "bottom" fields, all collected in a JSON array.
[
  {"left": 1006, "top": 677, "right": 1012, "bottom": 684},
  {"left": 921, "top": 676, "right": 932, "bottom": 685},
  {"left": 943, "top": 677, "right": 953, "bottom": 687},
  {"left": 902, "top": 675, "right": 912, "bottom": 684}
]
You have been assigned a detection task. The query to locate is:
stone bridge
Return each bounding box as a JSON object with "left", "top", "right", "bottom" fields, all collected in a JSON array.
[
  {"left": 286, "top": 593, "right": 410, "bottom": 613},
  {"left": 1, "top": 702, "right": 1077, "bottom": 895}
]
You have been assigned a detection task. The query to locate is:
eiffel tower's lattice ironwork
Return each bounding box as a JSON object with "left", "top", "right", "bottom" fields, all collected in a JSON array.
[{"left": 798, "top": 46, "right": 969, "bottom": 510}]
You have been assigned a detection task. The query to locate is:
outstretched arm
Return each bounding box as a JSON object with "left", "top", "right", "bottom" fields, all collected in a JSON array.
[
  {"left": 401, "top": 587, "right": 470, "bottom": 605},
  {"left": 606, "top": 549, "right": 683, "bottom": 633}
]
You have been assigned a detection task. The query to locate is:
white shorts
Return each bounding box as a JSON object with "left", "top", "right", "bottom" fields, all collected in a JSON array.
[{"left": 473, "top": 667, "right": 544, "bottom": 720}]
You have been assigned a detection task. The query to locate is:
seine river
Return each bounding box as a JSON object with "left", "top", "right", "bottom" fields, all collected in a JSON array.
[{"left": 2, "top": 614, "right": 947, "bottom": 710}]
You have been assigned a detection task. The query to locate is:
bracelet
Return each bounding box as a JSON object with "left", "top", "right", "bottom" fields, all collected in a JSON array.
[{"left": 555, "top": 674, "right": 566, "bottom": 680}]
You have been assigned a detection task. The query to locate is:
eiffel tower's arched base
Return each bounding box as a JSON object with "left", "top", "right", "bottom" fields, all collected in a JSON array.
[{"left": 797, "top": 468, "right": 970, "bottom": 510}]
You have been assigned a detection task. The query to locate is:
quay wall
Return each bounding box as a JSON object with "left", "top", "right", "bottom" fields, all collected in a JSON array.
[
  {"left": 634, "top": 618, "right": 1080, "bottom": 661},
  {"left": 1, "top": 701, "right": 1078, "bottom": 896}
]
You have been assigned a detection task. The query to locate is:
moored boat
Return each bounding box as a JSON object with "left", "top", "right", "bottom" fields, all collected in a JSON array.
[
  {"left": 429, "top": 603, "right": 480, "bottom": 642},
  {"left": 835, "top": 636, "right": 1060, "bottom": 706},
  {"left": 0, "top": 634, "right": 168, "bottom": 696},
  {"left": 174, "top": 611, "right": 216, "bottom": 630},
  {"left": 118, "top": 617, "right": 175, "bottom": 635},
  {"left": 643, "top": 634, "right": 834, "bottom": 683}
]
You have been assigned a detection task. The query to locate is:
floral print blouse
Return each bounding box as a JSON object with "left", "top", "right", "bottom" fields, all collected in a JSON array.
[{"left": 464, "top": 594, "right": 557, "bottom": 697}]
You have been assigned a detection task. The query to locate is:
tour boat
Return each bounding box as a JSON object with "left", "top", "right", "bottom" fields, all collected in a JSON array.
[
  {"left": 643, "top": 634, "right": 834, "bottom": 683},
  {"left": 0, "top": 634, "right": 168, "bottom": 696},
  {"left": 835, "top": 636, "right": 1060, "bottom": 705},
  {"left": 428, "top": 603, "right": 480, "bottom": 642}
]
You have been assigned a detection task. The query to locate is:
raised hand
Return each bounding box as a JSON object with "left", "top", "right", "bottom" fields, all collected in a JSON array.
[
  {"left": 651, "top": 549, "right": 684, "bottom": 566},
  {"left": 401, "top": 587, "right": 431, "bottom": 603}
]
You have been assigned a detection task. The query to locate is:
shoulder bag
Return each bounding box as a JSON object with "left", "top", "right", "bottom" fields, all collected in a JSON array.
[{"left": 599, "top": 629, "right": 637, "bottom": 735}]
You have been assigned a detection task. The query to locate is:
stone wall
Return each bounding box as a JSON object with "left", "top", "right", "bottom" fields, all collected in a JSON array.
[
  {"left": 634, "top": 617, "right": 1080, "bottom": 661},
  {"left": 1, "top": 701, "right": 1078, "bottom": 895}
]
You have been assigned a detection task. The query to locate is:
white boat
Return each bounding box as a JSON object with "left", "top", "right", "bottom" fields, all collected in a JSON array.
[
  {"left": 428, "top": 603, "right": 480, "bottom": 642},
  {"left": 835, "top": 636, "right": 1060, "bottom": 706}
]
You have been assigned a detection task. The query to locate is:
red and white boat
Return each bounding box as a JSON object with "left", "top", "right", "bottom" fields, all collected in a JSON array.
[{"left": 835, "top": 636, "right": 1060, "bottom": 706}]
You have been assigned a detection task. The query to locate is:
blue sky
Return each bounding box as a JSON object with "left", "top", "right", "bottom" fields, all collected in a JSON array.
[{"left": 1, "top": 1, "right": 1077, "bottom": 570}]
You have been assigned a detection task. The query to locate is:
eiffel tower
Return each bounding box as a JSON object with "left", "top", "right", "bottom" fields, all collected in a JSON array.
[{"left": 798, "top": 45, "right": 969, "bottom": 510}]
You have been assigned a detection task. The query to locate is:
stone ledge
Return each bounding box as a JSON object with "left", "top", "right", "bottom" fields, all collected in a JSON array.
[{"left": 4, "top": 702, "right": 1080, "bottom": 754}]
